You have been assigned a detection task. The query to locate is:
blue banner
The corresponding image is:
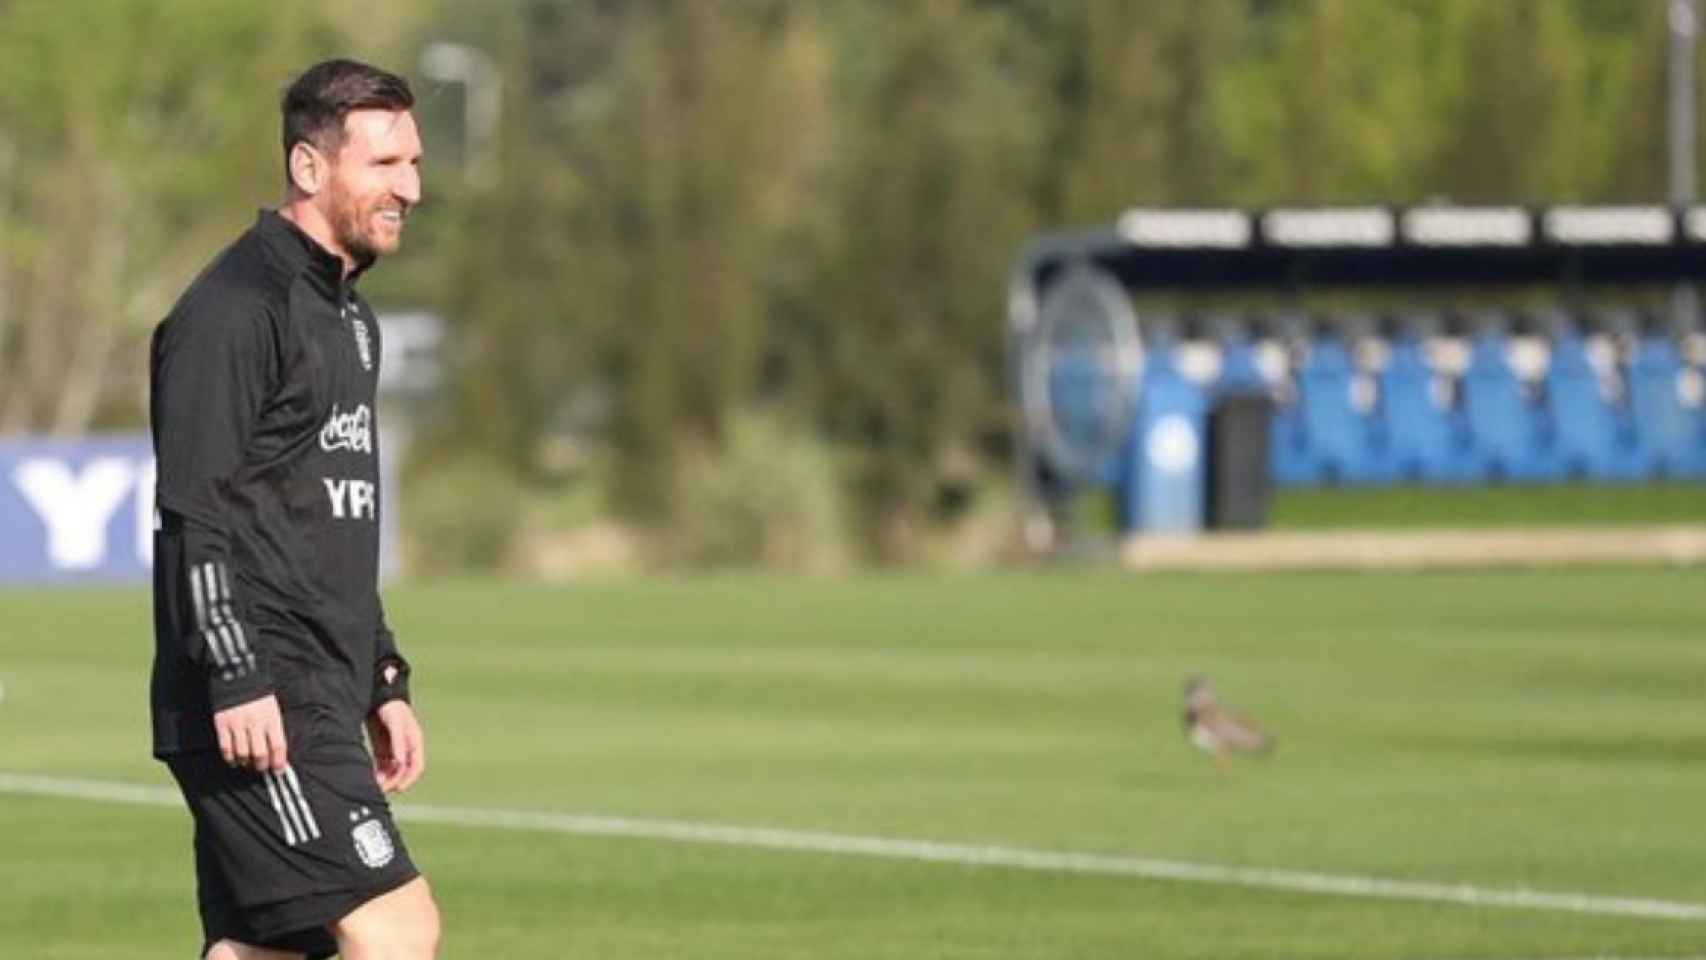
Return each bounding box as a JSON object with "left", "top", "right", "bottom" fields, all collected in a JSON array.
[
  {"left": 0, "top": 435, "right": 156, "bottom": 585},
  {"left": 0, "top": 433, "right": 401, "bottom": 587}
]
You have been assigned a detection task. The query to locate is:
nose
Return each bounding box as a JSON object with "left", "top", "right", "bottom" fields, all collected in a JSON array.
[{"left": 394, "top": 164, "right": 421, "bottom": 208}]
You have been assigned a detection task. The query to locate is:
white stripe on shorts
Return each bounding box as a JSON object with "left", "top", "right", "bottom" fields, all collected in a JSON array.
[
  {"left": 282, "top": 765, "right": 321, "bottom": 840},
  {"left": 268, "top": 770, "right": 311, "bottom": 845},
  {"left": 263, "top": 771, "right": 300, "bottom": 846}
]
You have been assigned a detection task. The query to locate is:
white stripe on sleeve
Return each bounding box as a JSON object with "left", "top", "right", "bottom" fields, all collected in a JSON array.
[
  {"left": 213, "top": 564, "right": 258, "bottom": 673},
  {"left": 193, "top": 564, "right": 235, "bottom": 670}
]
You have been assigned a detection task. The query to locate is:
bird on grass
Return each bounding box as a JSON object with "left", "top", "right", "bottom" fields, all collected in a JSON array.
[{"left": 1182, "top": 675, "right": 1274, "bottom": 765}]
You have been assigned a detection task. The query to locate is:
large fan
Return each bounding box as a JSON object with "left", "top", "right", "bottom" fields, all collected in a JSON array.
[{"left": 1020, "top": 264, "right": 1144, "bottom": 482}]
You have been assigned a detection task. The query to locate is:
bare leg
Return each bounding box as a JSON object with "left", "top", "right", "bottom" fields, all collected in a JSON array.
[
  {"left": 330, "top": 876, "right": 441, "bottom": 960},
  {"left": 204, "top": 942, "right": 304, "bottom": 960}
]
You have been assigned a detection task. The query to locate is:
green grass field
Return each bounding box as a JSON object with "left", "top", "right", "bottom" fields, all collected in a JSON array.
[
  {"left": 4, "top": 570, "right": 1706, "bottom": 958},
  {"left": 1272, "top": 482, "right": 1706, "bottom": 529}
]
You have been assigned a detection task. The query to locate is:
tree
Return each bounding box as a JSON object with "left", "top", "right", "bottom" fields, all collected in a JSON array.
[
  {"left": 1218, "top": 0, "right": 1443, "bottom": 205},
  {"left": 436, "top": 0, "right": 830, "bottom": 520},
  {"left": 0, "top": 0, "right": 423, "bottom": 435},
  {"left": 804, "top": 0, "right": 1046, "bottom": 557},
  {"left": 1426, "top": 0, "right": 1597, "bottom": 203},
  {"left": 1045, "top": 0, "right": 1245, "bottom": 223},
  {"left": 1586, "top": 0, "right": 1672, "bottom": 202}
]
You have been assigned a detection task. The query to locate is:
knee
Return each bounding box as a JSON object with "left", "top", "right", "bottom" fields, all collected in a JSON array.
[{"left": 334, "top": 879, "right": 441, "bottom": 960}]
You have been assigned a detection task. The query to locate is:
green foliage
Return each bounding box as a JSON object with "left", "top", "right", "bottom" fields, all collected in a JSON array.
[
  {"left": 589, "top": 2, "right": 830, "bottom": 516},
  {"left": 401, "top": 452, "right": 526, "bottom": 575},
  {"left": 1220, "top": 0, "right": 1440, "bottom": 204},
  {"left": 804, "top": 0, "right": 1043, "bottom": 557},
  {"left": 0, "top": 0, "right": 425, "bottom": 433},
  {"left": 4, "top": 0, "right": 1704, "bottom": 561},
  {"left": 1426, "top": 0, "right": 1595, "bottom": 202},
  {"left": 1052, "top": 0, "right": 1244, "bottom": 218},
  {"left": 669, "top": 409, "right": 851, "bottom": 572}
]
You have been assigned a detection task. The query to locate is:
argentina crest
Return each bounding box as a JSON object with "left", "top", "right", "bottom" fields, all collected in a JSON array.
[{"left": 350, "top": 809, "right": 396, "bottom": 869}]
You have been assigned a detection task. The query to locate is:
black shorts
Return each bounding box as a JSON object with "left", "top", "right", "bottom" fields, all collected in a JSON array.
[{"left": 165, "top": 735, "right": 420, "bottom": 959}]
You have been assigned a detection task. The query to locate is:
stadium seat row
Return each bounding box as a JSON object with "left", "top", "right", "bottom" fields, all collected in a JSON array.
[
  {"left": 1239, "top": 331, "right": 1706, "bottom": 486},
  {"left": 1037, "top": 321, "right": 1706, "bottom": 536}
]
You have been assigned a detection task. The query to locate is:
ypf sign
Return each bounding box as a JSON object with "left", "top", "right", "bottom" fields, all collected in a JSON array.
[
  {"left": 0, "top": 436, "right": 156, "bottom": 584},
  {"left": 0, "top": 433, "right": 398, "bottom": 586}
]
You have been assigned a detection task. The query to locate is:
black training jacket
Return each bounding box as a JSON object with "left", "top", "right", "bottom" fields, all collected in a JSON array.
[{"left": 149, "top": 209, "right": 409, "bottom": 758}]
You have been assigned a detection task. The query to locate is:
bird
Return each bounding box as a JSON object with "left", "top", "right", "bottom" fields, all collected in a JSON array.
[{"left": 1182, "top": 674, "right": 1274, "bottom": 764}]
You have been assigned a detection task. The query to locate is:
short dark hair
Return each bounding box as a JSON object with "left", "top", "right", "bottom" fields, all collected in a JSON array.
[{"left": 281, "top": 58, "right": 415, "bottom": 164}]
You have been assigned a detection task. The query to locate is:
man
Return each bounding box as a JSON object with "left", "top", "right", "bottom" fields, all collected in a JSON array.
[{"left": 150, "top": 59, "right": 439, "bottom": 960}]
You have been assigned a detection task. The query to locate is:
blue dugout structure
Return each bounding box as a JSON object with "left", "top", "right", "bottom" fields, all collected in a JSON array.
[{"left": 1010, "top": 205, "right": 1706, "bottom": 542}]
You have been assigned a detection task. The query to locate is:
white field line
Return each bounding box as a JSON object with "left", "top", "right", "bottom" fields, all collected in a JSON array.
[{"left": 4, "top": 772, "right": 1705, "bottom": 923}]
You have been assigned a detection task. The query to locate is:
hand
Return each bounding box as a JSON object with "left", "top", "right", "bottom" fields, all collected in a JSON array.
[
  {"left": 213, "top": 694, "right": 288, "bottom": 773},
  {"left": 366, "top": 700, "right": 425, "bottom": 794}
]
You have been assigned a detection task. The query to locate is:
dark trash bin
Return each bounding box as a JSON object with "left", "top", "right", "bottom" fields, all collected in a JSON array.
[{"left": 1205, "top": 392, "right": 1274, "bottom": 530}]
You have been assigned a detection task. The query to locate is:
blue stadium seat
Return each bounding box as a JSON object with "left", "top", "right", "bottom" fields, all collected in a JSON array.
[
  {"left": 1683, "top": 356, "right": 1706, "bottom": 478},
  {"left": 1687, "top": 377, "right": 1706, "bottom": 479},
  {"left": 1216, "top": 339, "right": 1266, "bottom": 393},
  {"left": 1378, "top": 337, "right": 1478, "bottom": 484},
  {"left": 1296, "top": 337, "right": 1390, "bottom": 484},
  {"left": 1296, "top": 339, "right": 1358, "bottom": 484},
  {"left": 1627, "top": 336, "right": 1691, "bottom": 478},
  {"left": 1268, "top": 393, "right": 1320, "bottom": 488},
  {"left": 1258, "top": 329, "right": 1320, "bottom": 488},
  {"left": 1543, "top": 334, "right": 1643, "bottom": 482},
  {"left": 1460, "top": 333, "right": 1555, "bottom": 482},
  {"left": 1213, "top": 337, "right": 1314, "bottom": 490}
]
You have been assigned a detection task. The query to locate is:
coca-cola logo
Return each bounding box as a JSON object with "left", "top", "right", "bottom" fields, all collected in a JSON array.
[{"left": 319, "top": 404, "right": 373, "bottom": 455}]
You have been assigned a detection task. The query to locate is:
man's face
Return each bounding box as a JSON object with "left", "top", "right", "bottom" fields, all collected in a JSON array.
[{"left": 322, "top": 109, "right": 422, "bottom": 263}]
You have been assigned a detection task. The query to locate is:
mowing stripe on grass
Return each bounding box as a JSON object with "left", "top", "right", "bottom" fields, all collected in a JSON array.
[{"left": 5, "top": 771, "right": 1704, "bottom": 923}]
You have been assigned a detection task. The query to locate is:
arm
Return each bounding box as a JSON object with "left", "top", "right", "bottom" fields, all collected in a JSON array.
[
  {"left": 357, "top": 308, "right": 423, "bottom": 792},
  {"left": 152, "top": 299, "right": 284, "bottom": 771},
  {"left": 366, "top": 597, "right": 425, "bottom": 792},
  {"left": 370, "top": 597, "right": 412, "bottom": 711}
]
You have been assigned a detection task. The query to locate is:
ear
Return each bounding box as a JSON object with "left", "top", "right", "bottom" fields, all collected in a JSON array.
[{"left": 288, "top": 141, "right": 328, "bottom": 196}]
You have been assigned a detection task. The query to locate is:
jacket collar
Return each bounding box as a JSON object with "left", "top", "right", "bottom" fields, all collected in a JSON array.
[{"left": 254, "top": 208, "right": 374, "bottom": 294}]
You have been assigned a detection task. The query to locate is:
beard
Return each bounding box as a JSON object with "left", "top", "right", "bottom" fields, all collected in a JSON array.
[{"left": 327, "top": 180, "right": 403, "bottom": 264}]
